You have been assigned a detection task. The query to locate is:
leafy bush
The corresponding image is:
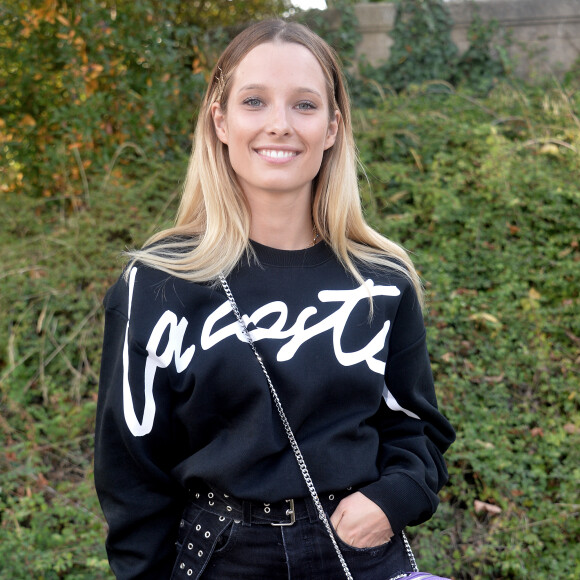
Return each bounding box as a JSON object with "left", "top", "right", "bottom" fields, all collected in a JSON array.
[
  {"left": 384, "top": 0, "right": 459, "bottom": 91},
  {"left": 355, "top": 0, "right": 508, "bottom": 104},
  {"left": 293, "top": 0, "right": 361, "bottom": 69},
  {"left": 0, "top": 152, "right": 188, "bottom": 578},
  {"left": 356, "top": 80, "right": 580, "bottom": 578},
  {"left": 0, "top": 0, "right": 288, "bottom": 201}
]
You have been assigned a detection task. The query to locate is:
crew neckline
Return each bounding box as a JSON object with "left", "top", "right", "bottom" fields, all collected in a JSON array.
[{"left": 249, "top": 239, "right": 333, "bottom": 268}]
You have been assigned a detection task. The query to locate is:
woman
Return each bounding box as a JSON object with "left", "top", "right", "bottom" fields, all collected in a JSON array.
[{"left": 94, "top": 19, "right": 455, "bottom": 580}]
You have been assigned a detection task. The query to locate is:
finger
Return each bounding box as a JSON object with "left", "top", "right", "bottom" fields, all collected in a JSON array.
[{"left": 329, "top": 508, "right": 344, "bottom": 531}]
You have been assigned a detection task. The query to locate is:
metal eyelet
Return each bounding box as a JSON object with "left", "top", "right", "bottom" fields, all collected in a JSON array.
[
  {"left": 226, "top": 506, "right": 232, "bottom": 512},
  {"left": 187, "top": 570, "right": 193, "bottom": 576},
  {"left": 209, "top": 501, "right": 214, "bottom": 506},
  {"left": 195, "top": 492, "right": 200, "bottom": 499},
  {"left": 208, "top": 492, "right": 214, "bottom": 499},
  {"left": 219, "top": 516, "right": 225, "bottom": 521},
  {"left": 198, "top": 550, "right": 203, "bottom": 557},
  {"left": 180, "top": 563, "right": 185, "bottom": 570},
  {"left": 204, "top": 531, "right": 211, "bottom": 538},
  {"left": 188, "top": 542, "right": 194, "bottom": 550},
  {"left": 196, "top": 524, "right": 201, "bottom": 531},
  {"left": 329, "top": 494, "right": 335, "bottom": 500},
  {"left": 180, "top": 519, "right": 185, "bottom": 527},
  {"left": 264, "top": 506, "right": 271, "bottom": 513},
  {"left": 224, "top": 493, "right": 229, "bottom": 498}
]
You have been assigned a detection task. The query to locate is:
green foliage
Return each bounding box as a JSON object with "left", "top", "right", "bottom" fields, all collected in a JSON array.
[
  {"left": 453, "top": 10, "right": 511, "bottom": 94},
  {"left": 385, "top": 0, "right": 458, "bottom": 91},
  {"left": 0, "top": 152, "right": 188, "bottom": 578},
  {"left": 355, "top": 0, "right": 508, "bottom": 103},
  {"left": 356, "top": 80, "right": 580, "bottom": 578},
  {"left": 0, "top": 0, "right": 288, "bottom": 200},
  {"left": 293, "top": 0, "right": 361, "bottom": 68}
]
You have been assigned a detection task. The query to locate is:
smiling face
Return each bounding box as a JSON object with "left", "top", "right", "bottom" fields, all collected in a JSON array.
[{"left": 211, "top": 41, "right": 340, "bottom": 205}]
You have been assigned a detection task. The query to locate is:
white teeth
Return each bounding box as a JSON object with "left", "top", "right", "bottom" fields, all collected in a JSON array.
[{"left": 258, "top": 149, "right": 297, "bottom": 159}]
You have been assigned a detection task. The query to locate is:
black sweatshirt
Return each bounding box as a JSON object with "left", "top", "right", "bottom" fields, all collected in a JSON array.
[{"left": 94, "top": 241, "right": 455, "bottom": 579}]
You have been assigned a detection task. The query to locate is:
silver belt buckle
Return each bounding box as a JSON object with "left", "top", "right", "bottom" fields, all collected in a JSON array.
[{"left": 271, "top": 499, "right": 295, "bottom": 527}]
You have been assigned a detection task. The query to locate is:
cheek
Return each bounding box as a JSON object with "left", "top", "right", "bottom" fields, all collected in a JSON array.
[
  {"left": 225, "top": 118, "right": 256, "bottom": 149},
  {"left": 305, "top": 121, "right": 335, "bottom": 151}
]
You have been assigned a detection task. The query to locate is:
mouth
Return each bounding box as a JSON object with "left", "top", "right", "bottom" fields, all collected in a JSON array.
[{"left": 255, "top": 149, "right": 299, "bottom": 160}]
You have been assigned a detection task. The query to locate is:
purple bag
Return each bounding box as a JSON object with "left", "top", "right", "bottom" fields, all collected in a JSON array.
[{"left": 404, "top": 574, "right": 451, "bottom": 580}]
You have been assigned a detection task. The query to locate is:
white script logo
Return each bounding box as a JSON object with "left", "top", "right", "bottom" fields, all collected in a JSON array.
[{"left": 122, "top": 267, "right": 418, "bottom": 436}]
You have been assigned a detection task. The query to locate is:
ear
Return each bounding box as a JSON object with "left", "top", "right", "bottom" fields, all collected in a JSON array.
[
  {"left": 324, "top": 109, "right": 340, "bottom": 150},
  {"left": 211, "top": 102, "right": 228, "bottom": 145}
]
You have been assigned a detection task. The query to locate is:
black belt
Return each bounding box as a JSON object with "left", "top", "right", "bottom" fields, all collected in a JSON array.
[{"left": 187, "top": 483, "right": 353, "bottom": 527}]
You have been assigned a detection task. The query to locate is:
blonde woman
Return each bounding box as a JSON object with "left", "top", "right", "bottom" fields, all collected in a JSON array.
[{"left": 94, "top": 19, "right": 455, "bottom": 580}]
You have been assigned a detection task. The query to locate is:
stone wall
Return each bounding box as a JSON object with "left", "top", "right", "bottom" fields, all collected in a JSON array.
[{"left": 354, "top": 0, "right": 580, "bottom": 78}]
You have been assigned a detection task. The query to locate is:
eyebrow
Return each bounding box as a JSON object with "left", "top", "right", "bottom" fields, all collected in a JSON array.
[{"left": 237, "top": 84, "right": 323, "bottom": 98}]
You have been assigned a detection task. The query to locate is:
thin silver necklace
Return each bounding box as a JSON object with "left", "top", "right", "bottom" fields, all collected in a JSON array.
[{"left": 310, "top": 225, "right": 320, "bottom": 247}]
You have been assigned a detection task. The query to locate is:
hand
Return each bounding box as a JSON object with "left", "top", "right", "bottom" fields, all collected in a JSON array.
[{"left": 329, "top": 492, "right": 393, "bottom": 549}]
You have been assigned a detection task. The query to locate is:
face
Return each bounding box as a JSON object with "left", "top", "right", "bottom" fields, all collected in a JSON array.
[{"left": 211, "top": 42, "right": 340, "bottom": 204}]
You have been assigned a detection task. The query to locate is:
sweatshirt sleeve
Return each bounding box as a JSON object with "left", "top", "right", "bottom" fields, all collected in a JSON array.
[
  {"left": 359, "top": 282, "right": 455, "bottom": 534},
  {"left": 94, "top": 272, "right": 186, "bottom": 579}
]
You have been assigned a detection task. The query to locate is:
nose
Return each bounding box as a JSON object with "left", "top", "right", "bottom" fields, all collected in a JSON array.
[{"left": 266, "top": 104, "right": 291, "bottom": 136}]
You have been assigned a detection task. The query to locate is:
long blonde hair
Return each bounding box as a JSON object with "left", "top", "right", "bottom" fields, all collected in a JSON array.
[{"left": 127, "top": 19, "right": 423, "bottom": 305}]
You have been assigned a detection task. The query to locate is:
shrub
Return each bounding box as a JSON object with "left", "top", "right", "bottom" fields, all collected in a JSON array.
[
  {"left": 0, "top": 0, "right": 288, "bottom": 201},
  {"left": 356, "top": 80, "right": 580, "bottom": 578}
]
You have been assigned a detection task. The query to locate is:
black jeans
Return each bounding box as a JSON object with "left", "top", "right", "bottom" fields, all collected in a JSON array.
[{"left": 171, "top": 487, "right": 415, "bottom": 580}]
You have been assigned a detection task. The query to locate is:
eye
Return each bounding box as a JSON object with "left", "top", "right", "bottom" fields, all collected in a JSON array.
[
  {"left": 296, "top": 101, "right": 316, "bottom": 111},
  {"left": 243, "top": 97, "right": 263, "bottom": 108}
]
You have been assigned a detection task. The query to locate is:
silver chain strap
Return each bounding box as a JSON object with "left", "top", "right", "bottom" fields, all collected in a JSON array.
[
  {"left": 218, "top": 274, "right": 354, "bottom": 580},
  {"left": 402, "top": 530, "right": 419, "bottom": 572}
]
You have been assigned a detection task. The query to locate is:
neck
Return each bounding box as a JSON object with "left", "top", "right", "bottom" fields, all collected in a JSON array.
[{"left": 246, "top": 190, "right": 316, "bottom": 250}]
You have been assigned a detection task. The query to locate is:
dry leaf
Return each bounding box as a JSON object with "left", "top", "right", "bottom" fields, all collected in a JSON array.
[
  {"left": 540, "top": 143, "right": 559, "bottom": 156},
  {"left": 21, "top": 114, "right": 36, "bottom": 127},
  {"left": 474, "top": 500, "right": 502, "bottom": 515},
  {"left": 469, "top": 313, "right": 501, "bottom": 325},
  {"left": 483, "top": 374, "right": 505, "bottom": 384}
]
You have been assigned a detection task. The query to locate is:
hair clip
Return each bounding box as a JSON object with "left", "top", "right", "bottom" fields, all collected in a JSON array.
[{"left": 215, "top": 66, "right": 226, "bottom": 102}]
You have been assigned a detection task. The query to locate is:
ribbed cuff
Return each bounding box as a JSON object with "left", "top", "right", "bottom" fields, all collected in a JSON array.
[{"left": 359, "top": 472, "right": 437, "bottom": 534}]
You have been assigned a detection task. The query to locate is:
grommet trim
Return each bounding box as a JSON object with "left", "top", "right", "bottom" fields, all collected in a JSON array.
[{"left": 187, "top": 543, "right": 193, "bottom": 550}]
